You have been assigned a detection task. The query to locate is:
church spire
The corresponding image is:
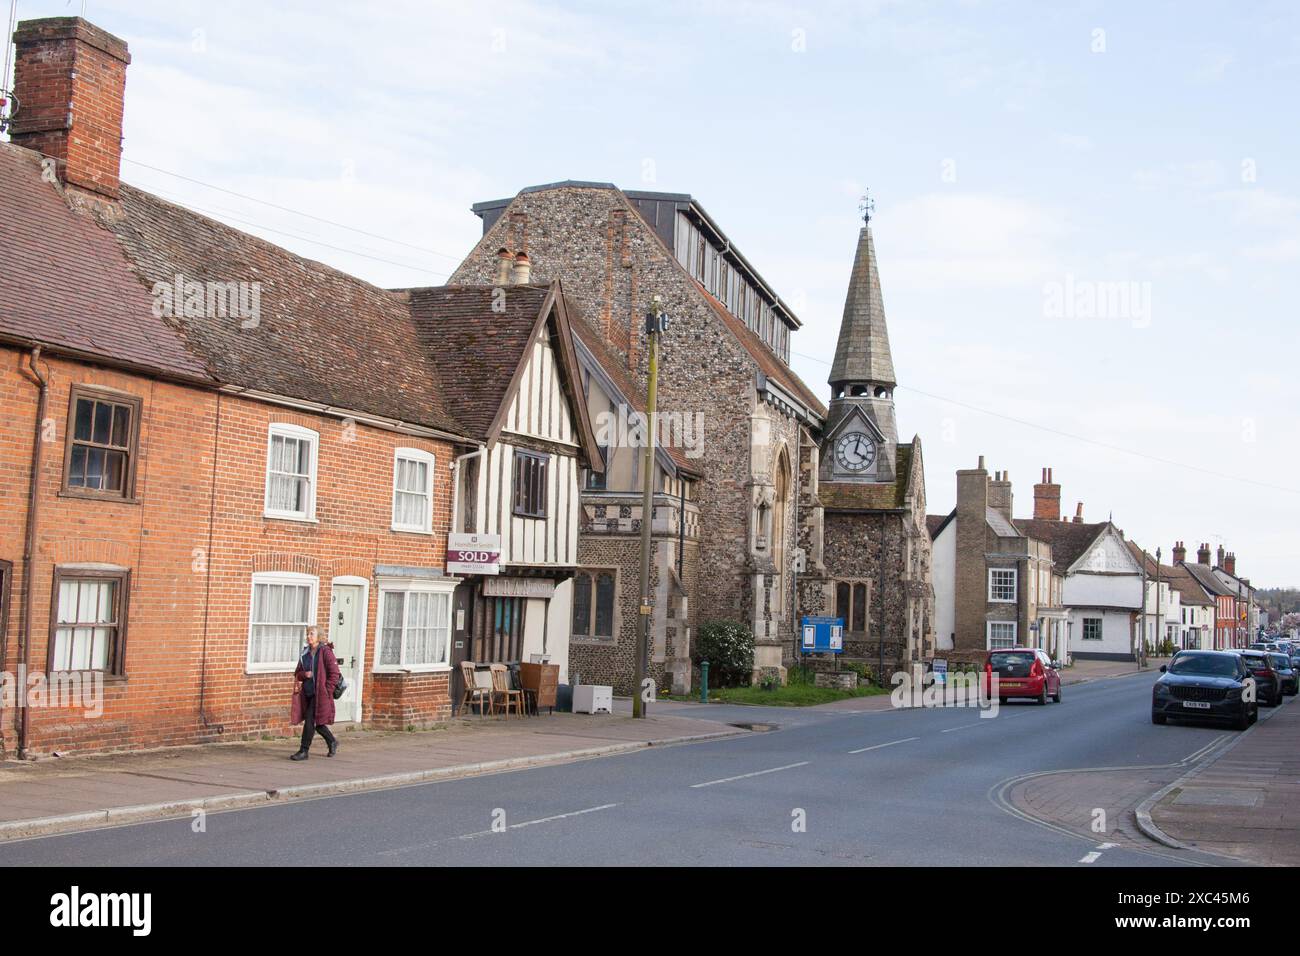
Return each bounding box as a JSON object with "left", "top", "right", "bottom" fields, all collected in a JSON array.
[{"left": 829, "top": 211, "right": 896, "bottom": 392}]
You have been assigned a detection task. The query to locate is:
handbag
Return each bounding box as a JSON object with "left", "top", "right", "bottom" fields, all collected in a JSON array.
[{"left": 333, "top": 673, "right": 349, "bottom": 700}]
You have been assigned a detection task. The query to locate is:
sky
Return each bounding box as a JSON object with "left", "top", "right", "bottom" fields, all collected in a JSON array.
[{"left": 7, "top": 0, "right": 1299, "bottom": 586}]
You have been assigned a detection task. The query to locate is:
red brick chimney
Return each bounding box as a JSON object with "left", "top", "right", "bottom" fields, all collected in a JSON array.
[
  {"left": 1197, "top": 542, "right": 1211, "bottom": 565},
  {"left": 9, "top": 17, "right": 130, "bottom": 199},
  {"left": 1224, "top": 552, "right": 1236, "bottom": 576},
  {"left": 1172, "top": 540, "right": 1186, "bottom": 564},
  {"left": 1071, "top": 502, "right": 1083, "bottom": 524},
  {"left": 1033, "top": 467, "right": 1060, "bottom": 521}
]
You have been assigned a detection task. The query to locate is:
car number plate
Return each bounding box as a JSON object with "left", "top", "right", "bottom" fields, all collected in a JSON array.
[{"left": 1182, "top": 701, "right": 1211, "bottom": 710}]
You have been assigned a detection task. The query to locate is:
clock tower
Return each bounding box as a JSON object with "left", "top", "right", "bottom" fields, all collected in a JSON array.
[
  {"left": 822, "top": 211, "right": 897, "bottom": 485},
  {"left": 797, "top": 199, "right": 935, "bottom": 669}
]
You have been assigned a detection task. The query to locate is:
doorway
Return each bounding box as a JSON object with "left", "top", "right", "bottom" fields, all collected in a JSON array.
[
  {"left": 450, "top": 582, "right": 476, "bottom": 714},
  {"left": 329, "top": 578, "right": 368, "bottom": 723}
]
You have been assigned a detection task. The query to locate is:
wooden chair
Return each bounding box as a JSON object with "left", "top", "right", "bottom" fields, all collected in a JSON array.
[
  {"left": 490, "top": 663, "right": 524, "bottom": 718},
  {"left": 473, "top": 668, "right": 497, "bottom": 716},
  {"left": 460, "top": 661, "right": 493, "bottom": 717}
]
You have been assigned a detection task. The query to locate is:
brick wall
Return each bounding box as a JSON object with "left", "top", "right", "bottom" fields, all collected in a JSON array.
[
  {"left": 10, "top": 18, "right": 130, "bottom": 199},
  {"left": 0, "top": 346, "right": 458, "bottom": 756}
]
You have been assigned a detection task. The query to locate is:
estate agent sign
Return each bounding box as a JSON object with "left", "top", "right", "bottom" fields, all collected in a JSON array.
[{"left": 446, "top": 533, "right": 501, "bottom": 575}]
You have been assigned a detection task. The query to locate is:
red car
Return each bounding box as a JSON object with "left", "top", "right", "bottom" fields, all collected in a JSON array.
[{"left": 984, "top": 648, "right": 1062, "bottom": 704}]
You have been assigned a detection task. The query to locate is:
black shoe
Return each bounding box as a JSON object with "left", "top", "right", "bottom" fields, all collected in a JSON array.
[
  {"left": 291, "top": 749, "right": 309, "bottom": 761},
  {"left": 326, "top": 739, "right": 338, "bottom": 758}
]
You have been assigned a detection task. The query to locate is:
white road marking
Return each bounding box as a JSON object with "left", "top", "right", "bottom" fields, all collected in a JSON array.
[
  {"left": 1097, "top": 842, "right": 1119, "bottom": 850},
  {"left": 1079, "top": 851, "right": 1102, "bottom": 863},
  {"left": 1181, "top": 736, "right": 1229, "bottom": 764},
  {"left": 458, "top": 803, "right": 619, "bottom": 840},
  {"left": 941, "top": 722, "right": 985, "bottom": 733},
  {"left": 848, "top": 736, "right": 918, "bottom": 755},
  {"left": 690, "top": 762, "right": 810, "bottom": 788}
]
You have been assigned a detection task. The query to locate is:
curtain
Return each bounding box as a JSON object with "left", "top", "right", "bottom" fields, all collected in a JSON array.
[
  {"left": 53, "top": 579, "right": 115, "bottom": 670},
  {"left": 380, "top": 592, "right": 405, "bottom": 666},
  {"left": 251, "top": 582, "right": 309, "bottom": 664},
  {"left": 267, "top": 435, "right": 309, "bottom": 512},
  {"left": 393, "top": 457, "right": 429, "bottom": 528}
]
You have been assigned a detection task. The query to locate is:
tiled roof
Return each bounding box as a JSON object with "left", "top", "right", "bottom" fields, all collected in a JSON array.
[
  {"left": 1166, "top": 565, "right": 1216, "bottom": 606},
  {"left": 1012, "top": 518, "right": 1107, "bottom": 573},
  {"left": 697, "top": 286, "right": 827, "bottom": 418},
  {"left": 106, "top": 182, "right": 463, "bottom": 435},
  {"left": 568, "top": 312, "right": 702, "bottom": 478},
  {"left": 0, "top": 143, "right": 210, "bottom": 381},
  {"left": 986, "top": 507, "right": 1020, "bottom": 538},
  {"left": 829, "top": 226, "right": 896, "bottom": 388},
  {"left": 927, "top": 511, "right": 955, "bottom": 539},
  {"left": 1183, "top": 561, "right": 1235, "bottom": 598},
  {"left": 406, "top": 284, "right": 550, "bottom": 439},
  {"left": 819, "top": 444, "right": 913, "bottom": 510}
]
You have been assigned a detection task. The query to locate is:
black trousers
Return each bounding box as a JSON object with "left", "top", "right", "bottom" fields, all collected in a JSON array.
[{"left": 299, "top": 696, "right": 336, "bottom": 752}]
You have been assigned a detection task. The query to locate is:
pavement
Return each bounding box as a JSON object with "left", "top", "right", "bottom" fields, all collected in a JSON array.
[
  {"left": 0, "top": 656, "right": 1174, "bottom": 850},
  {"left": 0, "top": 668, "right": 1252, "bottom": 866},
  {"left": 0, "top": 710, "right": 741, "bottom": 841},
  {"left": 1141, "top": 690, "right": 1300, "bottom": 866}
]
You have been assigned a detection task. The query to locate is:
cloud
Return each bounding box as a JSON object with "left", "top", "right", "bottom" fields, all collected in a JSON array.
[
  {"left": 1056, "top": 133, "right": 1094, "bottom": 151},
  {"left": 881, "top": 193, "right": 1069, "bottom": 287}
]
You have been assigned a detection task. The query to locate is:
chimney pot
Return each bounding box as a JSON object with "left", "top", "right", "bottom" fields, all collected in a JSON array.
[
  {"left": 495, "top": 248, "right": 513, "bottom": 285},
  {"left": 1072, "top": 502, "right": 1083, "bottom": 524},
  {"left": 511, "top": 252, "right": 531, "bottom": 285}
]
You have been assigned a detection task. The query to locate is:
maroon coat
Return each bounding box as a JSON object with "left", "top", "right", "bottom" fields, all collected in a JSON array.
[{"left": 294, "top": 643, "right": 341, "bottom": 727}]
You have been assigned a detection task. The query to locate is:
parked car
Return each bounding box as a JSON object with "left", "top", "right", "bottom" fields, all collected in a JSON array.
[
  {"left": 1269, "top": 653, "right": 1298, "bottom": 696},
  {"left": 1152, "top": 651, "right": 1258, "bottom": 730},
  {"left": 1239, "top": 650, "right": 1284, "bottom": 706},
  {"left": 984, "top": 648, "right": 1062, "bottom": 704}
]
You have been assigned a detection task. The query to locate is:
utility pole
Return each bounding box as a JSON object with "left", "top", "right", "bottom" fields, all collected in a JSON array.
[
  {"left": 1137, "top": 551, "right": 1147, "bottom": 664},
  {"left": 1152, "top": 547, "right": 1162, "bottom": 666},
  {"left": 634, "top": 297, "right": 667, "bottom": 718}
]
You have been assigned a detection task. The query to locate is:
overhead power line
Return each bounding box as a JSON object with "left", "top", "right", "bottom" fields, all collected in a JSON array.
[
  {"left": 122, "top": 157, "right": 469, "bottom": 263},
  {"left": 789, "top": 347, "right": 1299, "bottom": 497},
  {"left": 141, "top": 184, "right": 452, "bottom": 280}
]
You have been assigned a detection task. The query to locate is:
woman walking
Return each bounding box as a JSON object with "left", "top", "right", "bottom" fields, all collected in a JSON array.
[{"left": 291, "top": 626, "right": 340, "bottom": 760}]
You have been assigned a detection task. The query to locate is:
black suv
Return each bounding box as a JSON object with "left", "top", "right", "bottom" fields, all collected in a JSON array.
[{"left": 1152, "top": 651, "right": 1258, "bottom": 730}]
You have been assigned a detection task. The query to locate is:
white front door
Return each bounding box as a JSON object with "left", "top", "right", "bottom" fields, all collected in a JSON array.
[{"left": 330, "top": 583, "right": 364, "bottom": 723}]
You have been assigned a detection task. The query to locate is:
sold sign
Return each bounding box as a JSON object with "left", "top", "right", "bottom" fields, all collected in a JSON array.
[{"left": 446, "top": 533, "right": 501, "bottom": 575}]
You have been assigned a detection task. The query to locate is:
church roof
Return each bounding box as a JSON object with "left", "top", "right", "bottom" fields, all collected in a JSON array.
[
  {"left": 819, "top": 443, "right": 913, "bottom": 510},
  {"left": 829, "top": 226, "right": 896, "bottom": 388}
]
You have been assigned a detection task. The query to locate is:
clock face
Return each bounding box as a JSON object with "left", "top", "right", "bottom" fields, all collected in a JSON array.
[{"left": 834, "top": 431, "right": 876, "bottom": 473}]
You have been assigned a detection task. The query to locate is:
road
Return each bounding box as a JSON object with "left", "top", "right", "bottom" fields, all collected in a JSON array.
[{"left": 0, "top": 670, "right": 1248, "bottom": 866}]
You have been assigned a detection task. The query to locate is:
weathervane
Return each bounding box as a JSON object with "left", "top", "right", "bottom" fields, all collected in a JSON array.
[{"left": 859, "top": 190, "right": 874, "bottom": 225}]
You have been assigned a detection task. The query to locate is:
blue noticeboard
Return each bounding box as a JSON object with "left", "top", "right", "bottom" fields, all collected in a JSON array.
[{"left": 800, "top": 616, "right": 844, "bottom": 655}]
